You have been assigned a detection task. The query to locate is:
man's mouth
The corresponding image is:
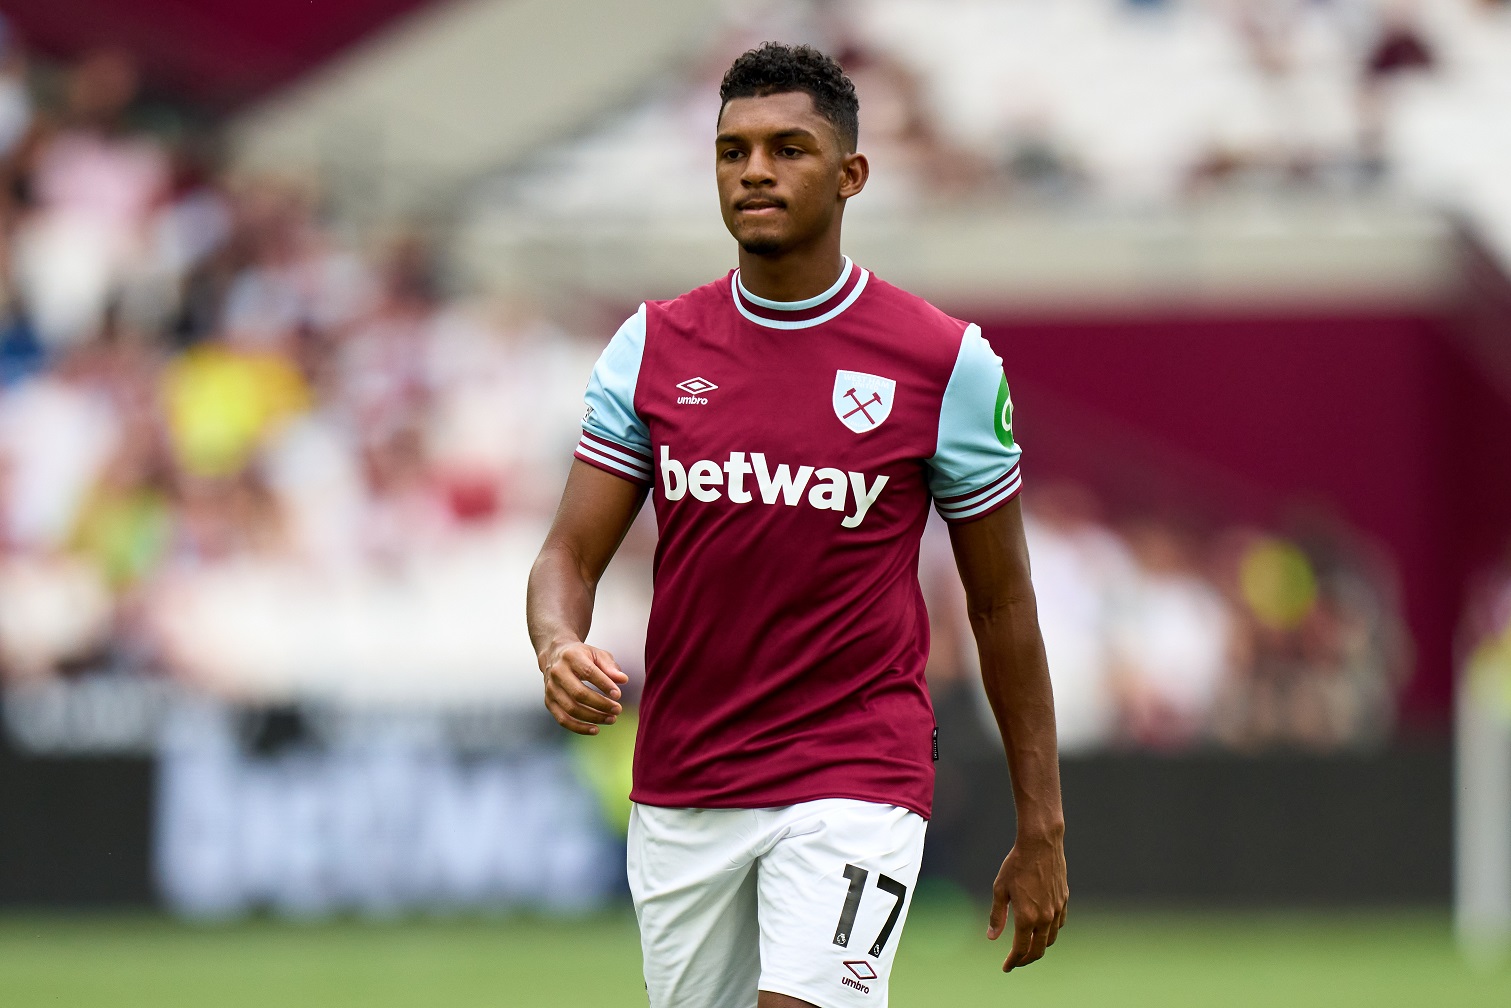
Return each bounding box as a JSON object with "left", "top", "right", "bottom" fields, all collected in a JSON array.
[{"left": 737, "top": 198, "right": 785, "bottom": 214}]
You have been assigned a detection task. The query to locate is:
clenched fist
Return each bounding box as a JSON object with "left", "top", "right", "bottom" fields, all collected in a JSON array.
[{"left": 540, "top": 641, "right": 630, "bottom": 735}]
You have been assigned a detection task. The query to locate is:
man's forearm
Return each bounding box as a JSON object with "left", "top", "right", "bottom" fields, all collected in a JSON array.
[
  {"left": 528, "top": 462, "right": 645, "bottom": 734},
  {"left": 526, "top": 542, "right": 597, "bottom": 668},
  {"left": 528, "top": 461, "right": 648, "bottom": 671},
  {"left": 969, "top": 594, "right": 1063, "bottom": 838}
]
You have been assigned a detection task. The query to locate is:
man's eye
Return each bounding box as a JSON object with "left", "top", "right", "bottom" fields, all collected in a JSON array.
[
  {"left": 779, "top": 147, "right": 803, "bottom": 158},
  {"left": 721, "top": 149, "right": 743, "bottom": 161}
]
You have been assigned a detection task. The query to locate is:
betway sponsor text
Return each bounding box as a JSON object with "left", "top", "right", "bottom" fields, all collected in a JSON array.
[{"left": 659, "top": 446, "right": 888, "bottom": 529}]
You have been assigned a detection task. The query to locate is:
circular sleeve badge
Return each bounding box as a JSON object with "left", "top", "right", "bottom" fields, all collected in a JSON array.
[{"left": 993, "top": 373, "right": 1014, "bottom": 448}]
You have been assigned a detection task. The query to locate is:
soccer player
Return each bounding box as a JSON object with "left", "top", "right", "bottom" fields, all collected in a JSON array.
[{"left": 527, "top": 42, "right": 1067, "bottom": 1008}]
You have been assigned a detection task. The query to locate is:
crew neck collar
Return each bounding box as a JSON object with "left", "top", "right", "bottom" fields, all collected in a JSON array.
[{"left": 731, "top": 256, "right": 870, "bottom": 330}]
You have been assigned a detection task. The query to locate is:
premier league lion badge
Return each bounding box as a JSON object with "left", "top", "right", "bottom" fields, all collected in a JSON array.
[{"left": 833, "top": 370, "right": 896, "bottom": 433}]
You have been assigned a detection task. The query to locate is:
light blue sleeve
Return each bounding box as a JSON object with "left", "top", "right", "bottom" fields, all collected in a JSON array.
[
  {"left": 926, "top": 324, "right": 1023, "bottom": 523},
  {"left": 574, "top": 305, "right": 652, "bottom": 484}
]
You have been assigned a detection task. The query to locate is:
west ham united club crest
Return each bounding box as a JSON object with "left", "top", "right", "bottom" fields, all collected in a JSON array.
[{"left": 832, "top": 370, "right": 896, "bottom": 433}]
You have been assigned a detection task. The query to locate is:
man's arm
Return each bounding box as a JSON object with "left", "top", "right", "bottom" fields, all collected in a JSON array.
[
  {"left": 947, "top": 497, "right": 1068, "bottom": 971},
  {"left": 527, "top": 460, "right": 649, "bottom": 735}
]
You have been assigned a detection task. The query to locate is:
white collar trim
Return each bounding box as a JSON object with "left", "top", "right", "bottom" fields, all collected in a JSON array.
[
  {"left": 731, "top": 259, "right": 870, "bottom": 331},
  {"left": 735, "top": 256, "right": 854, "bottom": 310}
]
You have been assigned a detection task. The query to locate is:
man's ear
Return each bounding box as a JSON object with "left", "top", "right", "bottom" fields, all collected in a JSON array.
[{"left": 839, "top": 151, "right": 869, "bottom": 200}]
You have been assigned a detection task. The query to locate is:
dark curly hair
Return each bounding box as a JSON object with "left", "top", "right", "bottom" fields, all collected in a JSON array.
[{"left": 719, "top": 42, "right": 859, "bottom": 152}]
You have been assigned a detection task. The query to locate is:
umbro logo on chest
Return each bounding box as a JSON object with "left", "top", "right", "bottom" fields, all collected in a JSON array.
[
  {"left": 676, "top": 376, "right": 717, "bottom": 405},
  {"left": 672, "top": 371, "right": 897, "bottom": 431}
]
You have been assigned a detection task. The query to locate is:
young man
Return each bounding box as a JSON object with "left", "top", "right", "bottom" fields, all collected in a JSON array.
[{"left": 527, "top": 43, "right": 1066, "bottom": 1008}]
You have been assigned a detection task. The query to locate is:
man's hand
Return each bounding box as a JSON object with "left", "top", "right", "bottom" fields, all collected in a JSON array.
[
  {"left": 541, "top": 641, "right": 629, "bottom": 735},
  {"left": 987, "top": 829, "right": 1068, "bottom": 971}
]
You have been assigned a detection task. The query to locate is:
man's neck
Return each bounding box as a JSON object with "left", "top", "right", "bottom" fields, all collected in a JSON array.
[{"left": 736, "top": 243, "right": 846, "bottom": 303}]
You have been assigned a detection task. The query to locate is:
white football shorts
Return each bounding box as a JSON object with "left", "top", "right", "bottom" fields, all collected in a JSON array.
[{"left": 628, "top": 797, "right": 927, "bottom": 1008}]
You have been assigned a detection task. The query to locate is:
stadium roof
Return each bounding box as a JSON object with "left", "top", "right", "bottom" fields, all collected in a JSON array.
[{"left": 4, "top": 0, "right": 436, "bottom": 108}]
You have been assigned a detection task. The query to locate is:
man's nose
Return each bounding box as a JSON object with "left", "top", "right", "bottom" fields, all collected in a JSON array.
[{"left": 741, "top": 149, "right": 776, "bottom": 185}]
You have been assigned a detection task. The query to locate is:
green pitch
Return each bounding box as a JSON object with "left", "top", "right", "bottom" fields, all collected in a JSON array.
[{"left": 2, "top": 896, "right": 1507, "bottom": 1007}]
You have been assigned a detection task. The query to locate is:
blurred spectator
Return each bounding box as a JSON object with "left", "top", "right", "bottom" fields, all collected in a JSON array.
[
  {"left": 1463, "top": 539, "right": 1511, "bottom": 657},
  {"left": 70, "top": 418, "right": 171, "bottom": 591},
  {"left": 0, "top": 16, "right": 30, "bottom": 164},
  {"left": 1109, "top": 520, "right": 1234, "bottom": 749},
  {"left": 161, "top": 338, "right": 307, "bottom": 479},
  {"left": 0, "top": 545, "right": 111, "bottom": 681},
  {"left": 0, "top": 349, "right": 117, "bottom": 549},
  {"left": 1020, "top": 482, "right": 1130, "bottom": 753},
  {"left": 1365, "top": 2, "right": 1437, "bottom": 78},
  {"left": 1359, "top": 1, "right": 1437, "bottom": 177},
  {"left": 12, "top": 50, "right": 169, "bottom": 348},
  {"left": 999, "top": 115, "right": 1086, "bottom": 203}
]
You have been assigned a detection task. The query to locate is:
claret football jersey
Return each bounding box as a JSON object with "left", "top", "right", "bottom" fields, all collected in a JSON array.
[{"left": 574, "top": 257, "right": 1021, "bottom": 818}]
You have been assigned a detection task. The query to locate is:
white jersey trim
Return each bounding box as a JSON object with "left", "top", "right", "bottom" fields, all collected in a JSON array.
[
  {"left": 736, "top": 256, "right": 853, "bottom": 310},
  {"left": 576, "top": 434, "right": 652, "bottom": 483},
  {"left": 730, "top": 268, "right": 871, "bottom": 331},
  {"left": 935, "top": 468, "right": 1022, "bottom": 523}
]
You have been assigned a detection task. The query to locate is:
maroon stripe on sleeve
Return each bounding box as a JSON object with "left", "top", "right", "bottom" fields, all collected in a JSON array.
[
  {"left": 933, "top": 463, "right": 1020, "bottom": 506},
  {"left": 575, "top": 437, "right": 652, "bottom": 485},
  {"left": 581, "top": 428, "right": 652, "bottom": 466},
  {"left": 935, "top": 477, "right": 1022, "bottom": 524}
]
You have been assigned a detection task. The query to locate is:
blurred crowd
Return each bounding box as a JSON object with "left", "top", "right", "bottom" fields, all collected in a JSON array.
[
  {"left": 0, "top": 22, "right": 1416, "bottom": 754},
  {"left": 0, "top": 41, "right": 614, "bottom": 704},
  {"left": 924, "top": 482, "right": 1407, "bottom": 753},
  {"left": 842, "top": 0, "right": 1486, "bottom": 203},
  {"left": 501, "top": 0, "right": 1511, "bottom": 252}
]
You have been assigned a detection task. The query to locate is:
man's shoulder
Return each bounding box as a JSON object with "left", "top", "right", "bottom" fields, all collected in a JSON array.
[
  {"left": 859, "top": 273, "right": 972, "bottom": 341},
  {"left": 646, "top": 272, "right": 736, "bottom": 326}
]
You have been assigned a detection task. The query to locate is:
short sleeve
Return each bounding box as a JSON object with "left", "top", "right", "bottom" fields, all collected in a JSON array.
[
  {"left": 574, "top": 305, "right": 653, "bottom": 485},
  {"left": 927, "top": 324, "right": 1023, "bottom": 523}
]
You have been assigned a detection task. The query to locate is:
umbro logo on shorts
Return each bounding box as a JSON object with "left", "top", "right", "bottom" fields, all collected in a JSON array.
[
  {"left": 841, "top": 960, "right": 875, "bottom": 993},
  {"left": 675, "top": 376, "right": 718, "bottom": 404}
]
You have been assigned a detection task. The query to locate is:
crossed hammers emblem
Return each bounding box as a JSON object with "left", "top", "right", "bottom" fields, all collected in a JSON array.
[{"left": 842, "top": 387, "right": 882, "bottom": 424}]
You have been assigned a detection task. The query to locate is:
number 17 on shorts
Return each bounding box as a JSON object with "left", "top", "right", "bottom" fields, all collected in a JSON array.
[
  {"left": 832, "top": 864, "right": 909, "bottom": 957},
  {"left": 753, "top": 800, "right": 926, "bottom": 1006}
]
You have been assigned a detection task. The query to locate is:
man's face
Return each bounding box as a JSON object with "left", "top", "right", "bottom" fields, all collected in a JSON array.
[{"left": 715, "top": 91, "right": 861, "bottom": 257}]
